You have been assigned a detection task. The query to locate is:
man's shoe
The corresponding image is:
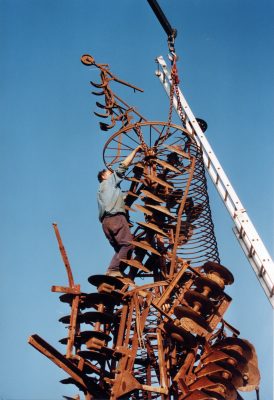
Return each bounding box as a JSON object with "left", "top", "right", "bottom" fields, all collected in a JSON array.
[{"left": 106, "top": 270, "right": 124, "bottom": 278}]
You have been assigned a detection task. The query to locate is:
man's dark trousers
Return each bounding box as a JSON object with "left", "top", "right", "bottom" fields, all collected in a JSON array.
[{"left": 102, "top": 213, "right": 133, "bottom": 274}]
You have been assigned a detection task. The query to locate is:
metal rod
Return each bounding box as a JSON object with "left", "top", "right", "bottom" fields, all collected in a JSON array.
[{"left": 52, "top": 223, "right": 75, "bottom": 288}]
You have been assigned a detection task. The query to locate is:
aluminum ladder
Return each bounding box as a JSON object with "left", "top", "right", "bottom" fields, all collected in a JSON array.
[{"left": 155, "top": 55, "right": 274, "bottom": 308}]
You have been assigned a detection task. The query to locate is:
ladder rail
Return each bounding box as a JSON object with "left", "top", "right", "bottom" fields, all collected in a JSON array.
[{"left": 155, "top": 55, "right": 274, "bottom": 308}]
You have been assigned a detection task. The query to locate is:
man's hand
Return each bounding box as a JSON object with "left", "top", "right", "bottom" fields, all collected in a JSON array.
[{"left": 136, "top": 145, "right": 143, "bottom": 153}]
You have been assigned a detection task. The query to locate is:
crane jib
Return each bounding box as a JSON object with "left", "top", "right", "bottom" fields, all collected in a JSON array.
[{"left": 147, "top": 0, "right": 177, "bottom": 39}]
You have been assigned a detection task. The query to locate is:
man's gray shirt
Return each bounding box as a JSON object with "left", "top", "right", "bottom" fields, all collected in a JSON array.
[{"left": 97, "top": 163, "right": 128, "bottom": 221}]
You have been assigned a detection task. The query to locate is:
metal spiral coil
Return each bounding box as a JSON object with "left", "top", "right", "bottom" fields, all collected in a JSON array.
[{"left": 103, "top": 121, "right": 220, "bottom": 270}]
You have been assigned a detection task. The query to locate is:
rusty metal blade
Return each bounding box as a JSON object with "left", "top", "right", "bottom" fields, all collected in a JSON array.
[
  {"left": 154, "top": 158, "right": 182, "bottom": 173},
  {"left": 120, "top": 258, "right": 151, "bottom": 273},
  {"left": 130, "top": 240, "right": 161, "bottom": 256},
  {"left": 137, "top": 221, "right": 169, "bottom": 237},
  {"left": 134, "top": 204, "right": 153, "bottom": 216},
  {"left": 146, "top": 204, "right": 175, "bottom": 218},
  {"left": 144, "top": 174, "right": 173, "bottom": 189},
  {"left": 140, "top": 189, "right": 165, "bottom": 203},
  {"left": 164, "top": 144, "right": 191, "bottom": 159}
]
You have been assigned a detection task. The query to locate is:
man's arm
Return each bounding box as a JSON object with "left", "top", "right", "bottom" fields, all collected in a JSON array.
[
  {"left": 121, "top": 145, "right": 142, "bottom": 167},
  {"left": 115, "top": 145, "right": 142, "bottom": 181}
]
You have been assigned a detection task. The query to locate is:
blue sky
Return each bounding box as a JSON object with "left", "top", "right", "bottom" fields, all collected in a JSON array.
[{"left": 0, "top": 0, "right": 273, "bottom": 399}]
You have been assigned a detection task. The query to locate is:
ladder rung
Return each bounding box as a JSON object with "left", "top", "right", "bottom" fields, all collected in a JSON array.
[{"left": 259, "top": 266, "right": 265, "bottom": 277}]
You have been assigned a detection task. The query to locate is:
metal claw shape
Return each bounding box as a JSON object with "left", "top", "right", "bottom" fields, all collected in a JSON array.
[
  {"left": 96, "top": 101, "right": 108, "bottom": 109},
  {"left": 94, "top": 110, "right": 110, "bottom": 118},
  {"left": 92, "top": 90, "right": 105, "bottom": 96},
  {"left": 99, "top": 119, "right": 116, "bottom": 131},
  {"left": 96, "top": 100, "right": 116, "bottom": 110},
  {"left": 90, "top": 80, "right": 108, "bottom": 89}
]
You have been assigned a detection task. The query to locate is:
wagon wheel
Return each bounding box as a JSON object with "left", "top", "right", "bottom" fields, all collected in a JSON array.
[{"left": 102, "top": 121, "right": 193, "bottom": 177}]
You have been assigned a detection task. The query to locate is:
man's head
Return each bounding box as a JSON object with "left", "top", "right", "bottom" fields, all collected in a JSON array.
[{"left": 97, "top": 169, "right": 112, "bottom": 182}]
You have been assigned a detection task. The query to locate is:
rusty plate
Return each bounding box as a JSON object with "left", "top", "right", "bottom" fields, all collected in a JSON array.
[
  {"left": 61, "top": 375, "right": 109, "bottom": 397},
  {"left": 174, "top": 305, "right": 210, "bottom": 331},
  {"left": 238, "top": 340, "right": 260, "bottom": 391},
  {"left": 164, "top": 321, "right": 196, "bottom": 347},
  {"left": 77, "top": 350, "right": 112, "bottom": 363},
  {"left": 88, "top": 274, "right": 125, "bottom": 289},
  {"left": 184, "top": 290, "right": 215, "bottom": 314},
  {"left": 59, "top": 330, "right": 111, "bottom": 345},
  {"left": 194, "top": 276, "right": 224, "bottom": 297},
  {"left": 78, "top": 311, "right": 114, "bottom": 324},
  {"left": 183, "top": 389, "right": 216, "bottom": 399},
  {"left": 213, "top": 337, "right": 253, "bottom": 361},
  {"left": 197, "top": 361, "right": 244, "bottom": 388},
  {"left": 202, "top": 262, "right": 234, "bottom": 285},
  {"left": 59, "top": 292, "right": 87, "bottom": 306},
  {"left": 59, "top": 315, "right": 73, "bottom": 324},
  {"left": 218, "top": 349, "right": 248, "bottom": 372},
  {"left": 216, "top": 361, "right": 244, "bottom": 388},
  {"left": 196, "top": 362, "right": 232, "bottom": 379},
  {"left": 238, "top": 363, "right": 260, "bottom": 391},
  {"left": 83, "top": 292, "right": 122, "bottom": 308},
  {"left": 201, "top": 349, "right": 239, "bottom": 366},
  {"left": 201, "top": 390, "right": 226, "bottom": 400},
  {"left": 190, "top": 376, "right": 237, "bottom": 400},
  {"left": 79, "top": 330, "right": 112, "bottom": 343},
  {"left": 189, "top": 376, "right": 221, "bottom": 391}
]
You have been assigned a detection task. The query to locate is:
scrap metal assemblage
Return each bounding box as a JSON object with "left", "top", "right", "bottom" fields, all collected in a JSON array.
[{"left": 29, "top": 1, "right": 272, "bottom": 399}]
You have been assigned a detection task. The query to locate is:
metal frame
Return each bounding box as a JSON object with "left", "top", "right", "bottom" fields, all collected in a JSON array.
[{"left": 155, "top": 55, "right": 274, "bottom": 308}]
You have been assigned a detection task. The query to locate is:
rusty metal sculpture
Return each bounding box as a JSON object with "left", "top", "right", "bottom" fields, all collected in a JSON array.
[{"left": 28, "top": 54, "right": 260, "bottom": 399}]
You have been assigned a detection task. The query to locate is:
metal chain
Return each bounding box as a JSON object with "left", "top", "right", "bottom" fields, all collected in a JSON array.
[
  {"left": 155, "top": 56, "right": 185, "bottom": 148},
  {"left": 134, "top": 55, "right": 185, "bottom": 152},
  {"left": 135, "top": 124, "right": 149, "bottom": 152},
  {"left": 154, "top": 78, "right": 175, "bottom": 147},
  {"left": 171, "top": 57, "right": 186, "bottom": 125},
  {"left": 174, "top": 82, "right": 186, "bottom": 125}
]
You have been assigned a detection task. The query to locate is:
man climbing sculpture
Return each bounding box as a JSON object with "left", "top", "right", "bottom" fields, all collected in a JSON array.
[{"left": 97, "top": 146, "right": 142, "bottom": 278}]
